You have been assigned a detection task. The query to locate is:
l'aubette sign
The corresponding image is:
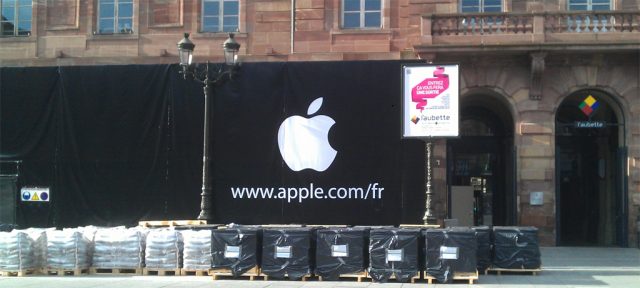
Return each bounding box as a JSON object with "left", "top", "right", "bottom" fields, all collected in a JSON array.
[{"left": 574, "top": 121, "right": 606, "bottom": 128}]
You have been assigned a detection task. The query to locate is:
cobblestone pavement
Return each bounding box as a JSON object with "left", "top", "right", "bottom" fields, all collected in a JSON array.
[{"left": 1, "top": 247, "right": 639, "bottom": 288}]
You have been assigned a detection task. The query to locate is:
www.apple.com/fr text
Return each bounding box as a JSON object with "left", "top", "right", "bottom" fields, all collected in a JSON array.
[{"left": 231, "top": 183, "right": 384, "bottom": 203}]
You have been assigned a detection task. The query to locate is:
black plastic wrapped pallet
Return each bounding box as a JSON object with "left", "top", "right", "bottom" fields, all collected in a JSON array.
[
  {"left": 315, "top": 228, "right": 366, "bottom": 280},
  {"left": 261, "top": 228, "right": 315, "bottom": 280},
  {"left": 424, "top": 228, "right": 477, "bottom": 283},
  {"left": 492, "top": 226, "right": 541, "bottom": 269},
  {"left": 211, "top": 227, "right": 261, "bottom": 277},
  {"left": 368, "top": 228, "right": 420, "bottom": 283},
  {"left": 472, "top": 226, "right": 492, "bottom": 271}
]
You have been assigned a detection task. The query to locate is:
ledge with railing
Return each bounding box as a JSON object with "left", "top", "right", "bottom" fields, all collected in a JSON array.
[{"left": 420, "top": 11, "right": 640, "bottom": 47}]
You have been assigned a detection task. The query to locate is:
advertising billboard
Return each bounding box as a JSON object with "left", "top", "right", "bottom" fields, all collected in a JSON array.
[{"left": 402, "top": 64, "right": 460, "bottom": 138}]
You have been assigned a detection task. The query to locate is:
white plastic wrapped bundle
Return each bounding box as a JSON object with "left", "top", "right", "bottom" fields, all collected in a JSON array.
[
  {"left": 92, "top": 227, "right": 145, "bottom": 268},
  {"left": 181, "top": 230, "right": 212, "bottom": 270},
  {"left": 17, "top": 228, "right": 50, "bottom": 269},
  {"left": 46, "top": 229, "right": 91, "bottom": 269},
  {"left": 145, "top": 229, "right": 182, "bottom": 269},
  {"left": 0, "top": 231, "right": 36, "bottom": 271}
]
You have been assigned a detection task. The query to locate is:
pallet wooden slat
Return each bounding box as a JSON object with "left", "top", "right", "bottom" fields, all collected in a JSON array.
[
  {"left": 180, "top": 269, "right": 210, "bottom": 276},
  {"left": 262, "top": 273, "right": 313, "bottom": 281},
  {"left": 318, "top": 271, "right": 367, "bottom": 282},
  {"left": 487, "top": 267, "right": 542, "bottom": 275},
  {"left": 44, "top": 268, "right": 89, "bottom": 276},
  {"left": 138, "top": 220, "right": 207, "bottom": 227},
  {"left": 0, "top": 269, "right": 37, "bottom": 277},
  {"left": 143, "top": 268, "right": 181, "bottom": 276},
  {"left": 368, "top": 272, "right": 421, "bottom": 283},
  {"left": 89, "top": 267, "right": 143, "bottom": 275},
  {"left": 210, "top": 266, "right": 261, "bottom": 280},
  {"left": 399, "top": 224, "right": 442, "bottom": 228},
  {"left": 424, "top": 270, "right": 479, "bottom": 284},
  {"left": 258, "top": 224, "right": 305, "bottom": 228}
]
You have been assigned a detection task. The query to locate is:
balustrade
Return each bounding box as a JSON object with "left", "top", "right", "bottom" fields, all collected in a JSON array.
[{"left": 426, "top": 11, "right": 639, "bottom": 40}]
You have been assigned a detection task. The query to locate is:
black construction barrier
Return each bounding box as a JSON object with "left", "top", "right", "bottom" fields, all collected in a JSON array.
[
  {"left": 211, "top": 227, "right": 261, "bottom": 276},
  {"left": 425, "top": 228, "right": 477, "bottom": 283},
  {"left": 368, "top": 228, "right": 420, "bottom": 283},
  {"left": 472, "top": 226, "right": 492, "bottom": 271},
  {"left": 492, "top": 226, "right": 541, "bottom": 269},
  {"left": 261, "top": 228, "right": 315, "bottom": 280},
  {"left": 315, "top": 228, "right": 367, "bottom": 280}
]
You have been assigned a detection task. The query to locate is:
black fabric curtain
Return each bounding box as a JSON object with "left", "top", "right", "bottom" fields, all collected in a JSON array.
[{"left": 1, "top": 61, "right": 426, "bottom": 228}]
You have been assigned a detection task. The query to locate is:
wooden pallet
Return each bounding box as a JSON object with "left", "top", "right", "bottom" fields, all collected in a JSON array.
[
  {"left": 90, "top": 267, "right": 143, "bottom": 275},
  {"left": 368, "top": 272, "right": 421, "bottom": 283},
  {"left": 138, "top": 220, "right": 207, "bottom": 227},
  {"left": 44, "top": 268, "right": 90, "bottom": 276},
  {"left": 318, "top": 271, "right": 367, "bottom": 282},
  {"left": 143, "top": 268, "right": 181, "bottom": 276},
  {"left": 0, "top": 269, "right": 37, "bottom": 277},
  {"left": 424, "top": 270, "right": 479, "bottom": 284},
  {"left": 210, "top": 267, "right": 261, "bottom": 280},
  {"left": 399, "top": 224, "right": 442, "bottom": 229},
  {"left": 180, "top": 269, "right": 210, "bottom": 276},
  {"left": 263, "top": 273, "right": 313, "bottom": 281},
  {"left": 487, "top": 267, "right": 541, "bottom": 275},
  {"left": 259, "top": 224, "right": 305, "bottom": 228}
]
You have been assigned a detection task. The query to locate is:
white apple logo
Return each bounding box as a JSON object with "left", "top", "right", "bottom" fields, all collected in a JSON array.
[{"left": 277, "top": 97, "right": 337, "bottom": 172}]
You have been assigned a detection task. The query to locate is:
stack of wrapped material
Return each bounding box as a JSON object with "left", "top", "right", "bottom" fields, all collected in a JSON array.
[
  {"left": 0, "top": 231, "right": 36, "bottom": 271},
  {"left": 368, "top": 228, "right": 420, "bottom": 283},
  {"left": 145, "top": 229, "right": 182, "bottom": 269},
  {"left": 46, "top": 229, "right": 91, "bottom": 269},
  {"left": 93, "top": 227, "right": 146, "bottom": 268},
  {"left": 181, "top": 230, "right": 212, "bottom": 270}
]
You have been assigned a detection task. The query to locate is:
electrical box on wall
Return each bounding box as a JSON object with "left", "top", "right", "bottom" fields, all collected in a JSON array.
[{"left": 530, "top": 192, "right": 544, "bottom": 206}]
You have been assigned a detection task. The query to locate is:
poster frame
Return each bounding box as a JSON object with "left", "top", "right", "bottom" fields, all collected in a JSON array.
[{"left": 401, "top": 63, "right": 461, "bottom": 139}]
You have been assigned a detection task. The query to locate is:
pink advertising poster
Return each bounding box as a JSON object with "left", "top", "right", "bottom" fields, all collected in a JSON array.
[{"left": 402, "top": 64, "right": 459, "bottom": 138}]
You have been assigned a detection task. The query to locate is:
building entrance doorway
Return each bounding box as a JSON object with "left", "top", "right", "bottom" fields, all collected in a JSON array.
[
  {"left": 556, "top": 91, "right": 627, "bottom": 246},
  {"left": 448, "top": 95, "right": 515, "bottom": 227}
]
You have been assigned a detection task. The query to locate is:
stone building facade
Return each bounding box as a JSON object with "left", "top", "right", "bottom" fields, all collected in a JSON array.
[{"left": 1, "top": 0, "right": 639, "bottom": 246}]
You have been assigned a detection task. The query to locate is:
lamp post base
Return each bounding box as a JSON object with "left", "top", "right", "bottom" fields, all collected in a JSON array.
[
  {"left": 196, "top": 211, "right": 211, "bottom": 222},
  {"left": 422, "top": 214, "right": 437, "bottom": 225}
]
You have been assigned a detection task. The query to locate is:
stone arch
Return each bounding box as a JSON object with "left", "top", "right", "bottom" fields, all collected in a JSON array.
[
  {"left": 553, "top": 86, "right": 631, "bottom": 146},
  {"left": 554, "top": 86, "right": 629, "bottom": 246},
  {"left": 448, "top": 86, "right": 518, "bottom": 226}
]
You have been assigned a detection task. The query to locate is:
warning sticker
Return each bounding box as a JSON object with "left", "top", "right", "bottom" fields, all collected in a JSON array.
[{"left": 20, "top": 187, "right": 50, "bottom": 202}]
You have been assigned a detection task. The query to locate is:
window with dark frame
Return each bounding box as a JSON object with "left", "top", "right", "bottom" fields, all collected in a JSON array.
[
  {"left": 97, "top": 0, "right": 133, "bottom": 34},
  {"left": 342, "top": 0, "right": 381, "bottom": 29},
  {"left": 1, "top": 0, "right": 32, "bottom": 37},
  {"left": 201, "top": 0, "right": 239, "bottom": 33},
  {"left": 460, "top": 0, "right": 502, "bottom": 13},
  {"left": 568, "top": 0, "right": 611, "bottom": 11}
]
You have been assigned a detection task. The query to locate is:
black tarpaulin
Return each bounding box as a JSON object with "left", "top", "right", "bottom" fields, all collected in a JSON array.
[
  {"left": 472, "top": 226, "right": 491, "bottom": 271},
  {"left": 211, "top": 227, "right": 260, "bottom": 276},
  {"left": 1, "top": 61, "right": 426, "bottom": 228},
  {"left": 261, "top": 228, "right": 314, "bottom": 280},
  {"left": 0, "top": 65, "right": 177, "bottom": 227},
  {"left": 493, "top": 226, "right": 541, "bottom": 269},
  {"left": 425, "top": 228, "right": 477, "bottom": 283},
  {"left": 368, "top": 228, "right": 420, "bottom": 283},
  {"left": 315, "top": 228, "right": 366, "bottom": 280}
]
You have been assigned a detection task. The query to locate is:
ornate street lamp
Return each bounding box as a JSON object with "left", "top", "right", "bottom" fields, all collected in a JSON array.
[{"left": 177, "top": 33, "right": 240, "bottom": 221}]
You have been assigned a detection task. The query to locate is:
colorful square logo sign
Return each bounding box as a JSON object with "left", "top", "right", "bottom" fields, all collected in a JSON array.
[{"left": 579, "top": 95, "right": 599, "bottom": 116}]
